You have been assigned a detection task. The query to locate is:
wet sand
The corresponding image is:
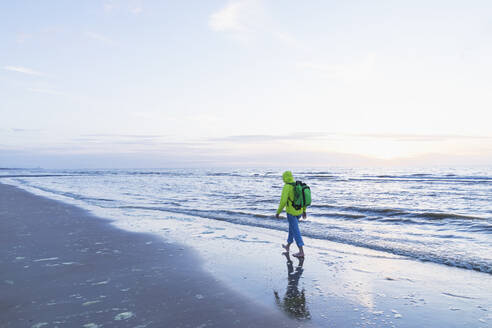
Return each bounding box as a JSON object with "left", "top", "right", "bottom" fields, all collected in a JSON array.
[{"left": 0, "top": 183, "right": 307, "bottom": 328}]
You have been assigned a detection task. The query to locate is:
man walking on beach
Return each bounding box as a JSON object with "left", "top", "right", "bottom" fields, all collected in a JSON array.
[{"left": 275, "top": 171, "right": 306, "bottom": 258}]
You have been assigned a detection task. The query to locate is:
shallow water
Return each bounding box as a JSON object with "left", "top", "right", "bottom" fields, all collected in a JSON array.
[{"left": 2, "top": 167, "right": 491, "bottom": 274}]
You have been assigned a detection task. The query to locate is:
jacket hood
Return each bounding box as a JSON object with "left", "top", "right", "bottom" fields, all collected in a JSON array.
[{"left": 282, "top": 171, "right": 295, "bottom": 183}]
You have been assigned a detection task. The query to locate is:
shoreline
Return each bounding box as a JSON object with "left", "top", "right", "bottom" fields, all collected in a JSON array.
[
  {"left": 0, "top": 183, "right": 306, "bottom": 327},
  {"left": 2, "top": 181, "right": 491, "bottom": 327}
]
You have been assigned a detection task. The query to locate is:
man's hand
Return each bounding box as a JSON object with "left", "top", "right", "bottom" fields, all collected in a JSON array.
[
  {"left": 275, "top": 213, "right": 280, "bottom": 219},
  {"left": 302, "top": 212, "right": 307, "bottom": 219}
]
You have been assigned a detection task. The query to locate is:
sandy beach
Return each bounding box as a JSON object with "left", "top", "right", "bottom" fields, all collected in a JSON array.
[
  {"left": 0, "top": 183, "right": 306, "bottom": 328},
  {"left": 1, "top": 180, "right": 491, "bottom": 328}
]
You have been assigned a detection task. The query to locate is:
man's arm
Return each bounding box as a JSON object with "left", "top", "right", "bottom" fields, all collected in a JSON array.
[{"left": 275, "top": 185, "right": 289, "bottom": 218}]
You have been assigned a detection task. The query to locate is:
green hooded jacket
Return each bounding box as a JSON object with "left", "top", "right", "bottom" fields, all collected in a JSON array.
[{"left": 276, "top": 171, "right": 306, "bottom": 216}]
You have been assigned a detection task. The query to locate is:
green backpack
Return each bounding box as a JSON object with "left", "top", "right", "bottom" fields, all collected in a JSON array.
[{"left": 288, "top": 181, "right": 311, "bottom": 210}]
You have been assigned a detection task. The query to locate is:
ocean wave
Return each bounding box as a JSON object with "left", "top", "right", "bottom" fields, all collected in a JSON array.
[
  {"left": 345, "top": 171, "right": 492, "bottom": 185},
  {"left": 127, "top": 171, "right": 194, "bottom": 176},
  {"left": 467, "top": 223, "right": 492, "bottom": 233},
  {"left": 14, "top": 182, "right": 115, "bottom": 203},
  {"left": 59, "top": 170, "right": 116, "bottom": 175},
  {"left": 251, "top": 198, "right": 277, "bottom": 204},
  {"left": 304, "top": 175, "right": 338, "bottom": 179},
  {"left": 372, "top": 173, "right": 433, "bottom": 178},
  {"left": 309, "top": 212, "right": 366, "bottom": 219},
  {"left": 115, "top": 205, "right": 492, "bottom": 274},
  {"left": 411, "top": 212, "right": 487, "bottom": 221},
  {"left": 0, "top": 174, "right": 71, "bottom": 178},
  {"left": 377, "top": 217, "right": 421, "bottom": 224},
  {"left": 206, "top": 172, "right": 278, "bottom": 178},
  {"left": 310, "top": 204, "right": 489, "bottom": 224},
  {"left": 206, "top": 172, "right": 243, "bottom": 177},
  {"left": 311, "top": 205, "right": 408, "bottom": 216}
]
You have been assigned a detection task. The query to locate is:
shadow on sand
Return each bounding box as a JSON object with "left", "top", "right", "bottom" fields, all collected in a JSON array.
[{"left": 274, "top": 252, "right": 310, "bottom": 320}]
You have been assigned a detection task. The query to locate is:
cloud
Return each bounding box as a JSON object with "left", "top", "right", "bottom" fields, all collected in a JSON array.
[
  {"left": 3, "top": 66, "right": 43, "bottom": 76},
  {"left": 103, "top": 0, "right": 143, "bottom": 14},
  {"left": 212, "top": 132, "right": 492, "bottom": 145},
  {"left": 103, "top": 0, "right": 117, "bottom": 11},
  {"left": 271, "top": 31, "right": 303, "bottom": 49},
  {"left": 211, "top": 132, "right": 329, "bottom": 143},
  {"left": 10, "top": 128, "right": 44, "bottom": 134},
  {"left": 2, "top": 131, "right": 492, "bottom": 168},
  {"left": 84, "top": 32, "right": 114, "bottom": 45},
  {"left": 26, "top": 88, "right": 64, "bottom": 96},
  {"left": 130, "top": 1, "right": 143, "bottom": 14},
  {"left": 72, "top": 134, "right": 197, "bottom": 149},
  {"left": 298, "top": 54, "right": 376, "bottom": 82},
  {"left": 11, "top": 128, "right": 43, "bottom": 133},
  {"left": 209, "top": 1, "right": 248, "bottom": 32},
  {"left": 16, "top": 33, "right": 32, "bottom": 44},
  {"left": 2, "top": 147, "right": 491, "bottom": 169},
  {"left": 353, "top": 133, "right": 492, "bottom": 142},
  {"left": 80, "top": 133, "right": 167, "bottom": 139},
  {"left": 209, "top": 1, "right": 302, "bottom": 48}
]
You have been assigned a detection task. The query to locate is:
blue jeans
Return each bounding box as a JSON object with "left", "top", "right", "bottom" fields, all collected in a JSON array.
[{"left": 287, "top": 213, "right": 304, "bottom": 247}]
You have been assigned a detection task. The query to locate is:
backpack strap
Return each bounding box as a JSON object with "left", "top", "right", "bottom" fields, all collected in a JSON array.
[
  {"left": 287, "top": 182, "right": 300, "bottom": 208},
  {"left": 286, "top": 182, "right": 295, "bottom": 205}
]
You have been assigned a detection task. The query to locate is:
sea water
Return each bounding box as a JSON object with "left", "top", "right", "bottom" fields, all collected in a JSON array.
[{"left": 1, "top": 167, "right": 491, "bottom": 274}]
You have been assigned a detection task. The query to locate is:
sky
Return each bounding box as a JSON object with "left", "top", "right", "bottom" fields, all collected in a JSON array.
[{"left": 1, "top": 0, "right": 492, "bottom": 168}]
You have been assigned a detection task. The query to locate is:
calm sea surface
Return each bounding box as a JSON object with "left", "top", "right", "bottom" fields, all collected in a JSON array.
[{"left": 2, "top": 167, "right": 491, "bottom": 274}]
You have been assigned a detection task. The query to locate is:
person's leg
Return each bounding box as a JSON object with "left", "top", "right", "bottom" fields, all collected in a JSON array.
[
  {"left": 295, "top": 245, "right": 304, "bottom": 257},
  {"left": 283, "top": 216, "right": 294, "bottom": 252},
  {"left": 289, "top": 215, "right": 304, "bottom": 257}
]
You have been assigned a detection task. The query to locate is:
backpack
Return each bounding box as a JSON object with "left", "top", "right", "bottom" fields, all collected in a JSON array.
[{"left": 288, "top": 181, "right": 311, "bottom": 210}]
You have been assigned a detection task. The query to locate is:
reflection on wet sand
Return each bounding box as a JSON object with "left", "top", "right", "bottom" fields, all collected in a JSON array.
[{"left": 274, "top": 253, "right": 310, "bottom": 320}]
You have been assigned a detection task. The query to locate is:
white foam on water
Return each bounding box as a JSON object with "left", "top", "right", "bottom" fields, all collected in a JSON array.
[
  {"left": 82, "top": 323, "right": 100, "bottom": 328},
  {"left": 31, "top": 323, "right": 48, "bottom": 328},
  {"left": 114, "top": 311, "right": 134, "bottom": 320},
  {"left": 33, "top": 257, "right": 59, "bottom": 262}
]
